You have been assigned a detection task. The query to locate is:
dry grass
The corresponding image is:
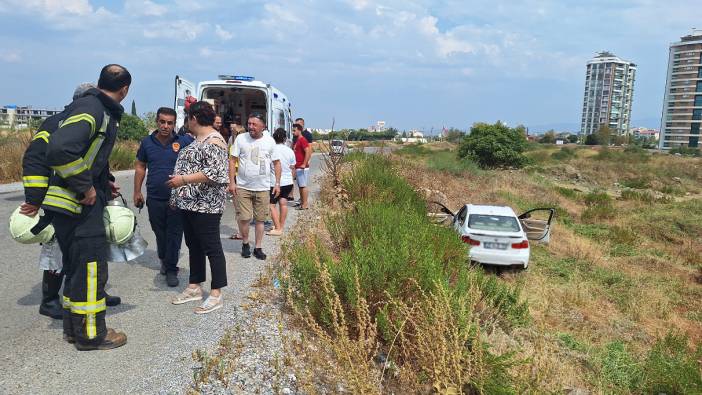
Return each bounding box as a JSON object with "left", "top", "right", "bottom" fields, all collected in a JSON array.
[
  {"left": 392, "top": 143, "right": 702, "bottom": 392},
  {"left": 0, "top": 129, "right": 32, "bottom": 182}
]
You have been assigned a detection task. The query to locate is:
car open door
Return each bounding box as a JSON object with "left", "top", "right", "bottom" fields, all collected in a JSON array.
[
  {"left": 174, "top": 76, "right": 195, "bottom": 131},
  {"left": 518, "top": 208, "right": 555, "bottom": 244}
]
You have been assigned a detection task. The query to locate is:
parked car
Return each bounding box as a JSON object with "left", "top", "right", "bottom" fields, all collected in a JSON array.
[
  {"left": 330, "top": 139, "right": 347, "bottom": 156},
  {"left": 437, "top": 203, "right": 554, "bottom": 269}
]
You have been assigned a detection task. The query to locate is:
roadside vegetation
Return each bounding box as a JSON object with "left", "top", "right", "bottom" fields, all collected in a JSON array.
[
  {"left": 0, "top": 114, "right": 148, "bottom": 182},
  {"left": 387, "top": 142, "right": 702, "bottom": 393}
]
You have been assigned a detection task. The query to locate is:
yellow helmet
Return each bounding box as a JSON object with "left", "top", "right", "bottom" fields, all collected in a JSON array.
[
  {"left": 103, "top": 200, "right": 135, "bottom": 245},
  {"left": 9, "top": 206, "right": 55, "bottom": 244}
]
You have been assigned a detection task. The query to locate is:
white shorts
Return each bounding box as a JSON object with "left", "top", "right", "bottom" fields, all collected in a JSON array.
[{"left": 296, "top": 168, "right": 308, "bottom": 188}]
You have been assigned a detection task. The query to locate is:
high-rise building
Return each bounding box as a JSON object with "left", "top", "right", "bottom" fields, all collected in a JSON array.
[
  {"left": 660, "top": 29, "right": 702, "bottom": 149},
  {"left": 580, "top": 51, "right": 636, "bottom": 136}
]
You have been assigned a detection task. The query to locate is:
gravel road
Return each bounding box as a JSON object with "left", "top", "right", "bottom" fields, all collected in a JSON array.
[{"left": 0, "top": 156, "right": 321, "bottom": 394}]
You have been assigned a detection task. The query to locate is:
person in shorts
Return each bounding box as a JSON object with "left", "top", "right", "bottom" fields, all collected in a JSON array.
[
  {"left": 293, "top": 123, "right": 312, "bottom": 210},
  {"left": 230, "top": 113, "right": 281, "bottom": 260},
  {"left": 267, "top": 128, "right": 296, "bottom": 236}
]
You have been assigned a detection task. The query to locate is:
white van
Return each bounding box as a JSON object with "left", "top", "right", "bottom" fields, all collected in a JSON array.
[{"left": 174, "top": 75, "right": 293, "bottom": 141}]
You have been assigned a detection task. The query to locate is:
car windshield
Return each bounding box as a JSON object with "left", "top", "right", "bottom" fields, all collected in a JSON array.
[
  {"left": 467, "top": 214, "right": 520, "bottom": 232},
  {"left": 331, "top": 141, "right": 342, "bottom": 146}
]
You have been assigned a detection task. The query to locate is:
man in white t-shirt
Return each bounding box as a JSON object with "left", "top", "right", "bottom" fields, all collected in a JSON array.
[{"left": 230, "top": 113, "right": 281, "bottom": 260}]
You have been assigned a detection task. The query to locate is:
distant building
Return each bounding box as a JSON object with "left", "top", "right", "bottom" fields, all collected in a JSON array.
[
  {"left": 368, "top": 121, "right": 386, "bottom": 132},
  {"left": 310, "top": 128, "right": 333, "bottom": 135},
  {"left": 0, "top": 105, "right": 61, "bottom": 128},
  {"left": 659, "top": 29, "right": 702, "bottom": 149},
  {"left": 630, "top": 127, "right": 659, "bottom": 140},
  {"left": 580, "top": 51, "right": 636, "bottom": 136},
  {"left": 397, "top": 130, "right": 427, "bottom": 144}
]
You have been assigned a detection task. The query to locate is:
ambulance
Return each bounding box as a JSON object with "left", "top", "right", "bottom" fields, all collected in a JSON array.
[{"left": 174, "top": 75, "right": 293, "bottom": 140}]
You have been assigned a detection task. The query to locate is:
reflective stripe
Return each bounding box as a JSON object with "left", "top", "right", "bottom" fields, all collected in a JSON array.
[
  {"left": 84, "top": 135, "right": 105, "bottom": 167},
  {"left": 60, "top": 113, "right": 96, "bottom": 134},
  {"left": 52, "top": 157, "right": 88, "bottom": 178},
  {"left": 32, "top": 131, "right": 50, "bottom": 143},
  {"left": 85, "top": 261, "right": 97, "bottom": 339},
  {"left": 43, "top": 195, "right": 82, "bottom": 214},
  {"left": 70, "top": 299, "right": 106, "bottom": 314},
  {"left": 22, "top": 176, "right": 49, "bottom": 188},
  {"left": 63, "top": 295, "right": 72, "bottom": 309},
  {"left": 47, "top": 186, "right": 79, "bottom": 202}
]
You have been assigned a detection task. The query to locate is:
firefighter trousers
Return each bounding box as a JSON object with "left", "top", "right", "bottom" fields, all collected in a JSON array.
[{"left": 52, "top": 200, "right": 109, "bottom": 346}]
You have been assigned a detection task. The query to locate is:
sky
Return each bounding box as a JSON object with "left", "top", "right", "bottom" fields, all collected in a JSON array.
[{"left": 0, "top": 0, "right": 699, "bottom": 133}]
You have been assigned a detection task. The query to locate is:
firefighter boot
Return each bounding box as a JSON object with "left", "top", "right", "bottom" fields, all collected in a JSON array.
[
  {"left": 74, "top": 328, "right": 127, "bottom": 351},
  {"left": 39, "top": 271, "right": 63, "bottom": 319}
]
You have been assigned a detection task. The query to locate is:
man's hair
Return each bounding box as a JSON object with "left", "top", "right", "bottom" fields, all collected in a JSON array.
[
  {"left": 249, "top": 112, "right": 266, "bottom": 125},
  {"left": 73, "top": 82, "right": 95, "bottom": 100},
  {"left": 273, "top": 128, "right": 287, "bottom": 144},
  {"left": 188, "top": 101, "right": 216, "bottom": 126},
  {"left": 295, "top": 117, "right": 304, "bottom": 123},
  {"left": 293, "top": 123, "right": 303, "bottom": 131},
  {"left": 156, "top": 107, "right": 177, "bottom": 118},
  {"left": 97, "top": 64, "right": 132, "bottom": 92}
]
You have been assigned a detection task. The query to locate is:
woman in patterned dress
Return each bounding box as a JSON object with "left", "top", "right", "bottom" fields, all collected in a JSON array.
[{"left": 167, "top": 101, "right": 229, "bottom": 314}]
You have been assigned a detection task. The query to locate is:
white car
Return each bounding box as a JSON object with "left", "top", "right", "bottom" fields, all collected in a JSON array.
[
  {"left": 330, "top": 139, "right": 347, "bottom": 156},
  {"left": 439, "top": 204, "right": 554, "bottom": 269}
]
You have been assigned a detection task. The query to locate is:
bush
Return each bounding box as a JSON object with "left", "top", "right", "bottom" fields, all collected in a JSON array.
[
  {"left": 621, "top": 177, "right": 650, "bottom": 189},
  {"left": 457, "top": 122, "right": 528, "bottom": 169},
  {"left": 109, "top": 141, "right": 138, "bottom": 171},
  {"left": 582, "top": 191, "right": 615, "bottom": 222},
  {"left": 118, "top": 114, "right": 148, "bottom": 141},
  {"left": 395, "top": 143, "right": 430, "bottom": 157},
  {"left": 669, "top": 146, "right": 701, "bottom": 157},
  {"left": 551, "top": 147, "right": 577, "bottom": 161}
]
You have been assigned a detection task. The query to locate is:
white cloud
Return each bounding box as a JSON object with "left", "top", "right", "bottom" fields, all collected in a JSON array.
[
  {"left": 0, "top": 50, "right": 21, "bottom": 63},
  {"left": 143, "top": 20, "right": 205, "bottom": 41},
  {"left": 0, "top": 0, "right": 113, "bottom": 29},
  {"left": 215, "top": 24, "right": 233, "bottom": 41},
  {"left": 263, "top": 3, "right": 303, "bottom": 25},
  {"left": 347, "top": 0, "right": 371, "bottom": 11},
  {"left": 125, "top": 0, "right": 167, "bottom": 17}
]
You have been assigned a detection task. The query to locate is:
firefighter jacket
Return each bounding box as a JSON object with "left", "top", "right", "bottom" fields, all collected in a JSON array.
[
  {"left": 42, "top": 88, "right": 124, "bottom": 217},
  {"left": 21, "top": 112, "right": 63, "bottom": 206}
]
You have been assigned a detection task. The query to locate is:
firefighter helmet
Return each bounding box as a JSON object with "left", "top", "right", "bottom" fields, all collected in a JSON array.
[
  {"left": 103, "top": 200, "right": 135, "bottom": 245},
  {"left": 9, "top": 206, "right": 55, "bottom": 244}
]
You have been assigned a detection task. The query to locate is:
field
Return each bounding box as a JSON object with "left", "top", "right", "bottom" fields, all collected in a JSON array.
[
  {"left": 0, "top": 129, "right": 138, "bottom": 183},
  {"left": 392, "top": 143, "right": 702, "bottom": 392}
]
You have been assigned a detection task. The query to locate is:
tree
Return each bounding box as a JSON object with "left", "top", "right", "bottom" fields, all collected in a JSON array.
[
  {"left": 118, "top": 114, "right": 148, "bottom": 140},
  {"left": 131, "top": 100, "right": 137, "bottom": 116},
  {"left": 595, "top": 125, "right": 612, "bottom": 146},
  {"left": 585, "top": 133, "right": 599, "bottom": 145},
  {"left": 141, "top": 111, "right": 157, "bottom": 131},
  {"left": 444, "top": 127, "right": 465, "bottom": 143},
  {"left": 539, "top": 130, "right": 556, "bottom": 144},
  {"left": 457, "top": 122, "right": 528, "bottom": 168},
  {"left": 567, "top": 134, "right": 579, "bottom": 144}
]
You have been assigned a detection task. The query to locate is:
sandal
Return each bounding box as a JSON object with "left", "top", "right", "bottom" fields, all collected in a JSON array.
[
  {"left": 229, "top": 233, "right": 243, "bottom": 240},
  {"left": 171, "top": 286, "right": 203, "bottom": 305},
  {"left": 266, "top": 229, "right": 283, "bottom": 236},
  {"left": 194, "top": 294, "right": 223, "bottom": 314}
]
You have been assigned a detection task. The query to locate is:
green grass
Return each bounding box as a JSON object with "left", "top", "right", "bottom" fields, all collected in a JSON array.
[
  {"left": 426, "top": 150, "right": 482, "bottom": 175},
  {"left": 394, "top": 143, "right": 431, "bottom": 157},
  {"left": 109, "top": 142, "right": 137, "bottom": 171}
]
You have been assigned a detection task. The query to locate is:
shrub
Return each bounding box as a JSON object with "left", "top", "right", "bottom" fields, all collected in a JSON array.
[
  {"left": 621, "top": 189, "right": 654, "bottom": 202},
  {"left": 669, "top": 146, "right": 701, "bottom": 157},
  {"left": 551, "top": 147, "right": 577, "bottom": 161},
  {"left": 109, "top": 141, "right": 138, "bottom": 171},
  {"left": 457, "top": 122, "right": 528, "bottom": 169},
  {"left": 582, "top": 191, "right": 615, "bottom": 222},
  {"left": 118, "top": 114, "right": 149, "bottom": 141},
  {"left": 395, "top": 143, "right": 430, "bottom": 157},
  {"left": 600, "top": 341, "right": 642, "bottom": 390},
  {"left": 621, "top": 177, "right": 650, "bottom": 189}
]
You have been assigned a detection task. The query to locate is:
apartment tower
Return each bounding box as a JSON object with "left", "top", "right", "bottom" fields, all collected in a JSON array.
[
  {"left": 580, "top": 51, "right": 636, "bottom": 136},
  {"left": 660, "top": 29, "right": 702, "bottom": 149}
]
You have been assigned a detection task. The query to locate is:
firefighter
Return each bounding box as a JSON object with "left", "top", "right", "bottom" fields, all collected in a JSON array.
[
  {"left": 20, "top": 83, "right": 122, "bottom": 320},
  {"left": 41, "top": 65, "right": 131, "bottom": 350}
]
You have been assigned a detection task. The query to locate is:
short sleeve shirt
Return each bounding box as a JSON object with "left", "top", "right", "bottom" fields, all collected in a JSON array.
[
  {"left": 270, "top": 144, "right": 296, "bottom": 187},
  {"left": 294, "top": 136, "right": 310, "bottom": 169},
  {"left": 231, "top": 132, "right": 276, "bottom": 191},
  {"left": 136, "top": 131, "right": 194, "bottom": 201}
]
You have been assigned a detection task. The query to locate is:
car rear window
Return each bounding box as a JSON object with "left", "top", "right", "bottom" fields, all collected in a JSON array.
[
  {"left": 331, "top": 141, "right": 342, "bottom": 146},
  {"left": 467, "top": 214, "right": 520, "bottom": 232}
]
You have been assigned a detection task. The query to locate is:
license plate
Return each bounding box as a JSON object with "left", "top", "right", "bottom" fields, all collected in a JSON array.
[{"left": 484, "top": 242, "right": 508, "bottom": 250}]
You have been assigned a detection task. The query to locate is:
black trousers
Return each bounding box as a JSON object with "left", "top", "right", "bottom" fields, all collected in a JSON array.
[
  {"left": 146, "top": 198, "right": 183, "bottom": 273},
  {"left": 52, "top": 199, "right": 109, "bottom": 346},
  {"left": 181, "top": 210, "right": 227, "bottom": 289}
]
